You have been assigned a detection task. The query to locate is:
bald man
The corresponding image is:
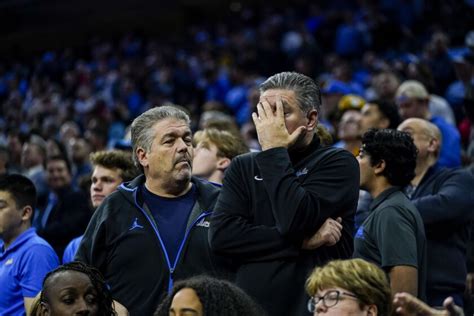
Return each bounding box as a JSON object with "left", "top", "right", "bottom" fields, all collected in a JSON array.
[
  {"left": 396, "top": 81, "right": 461, "bottom": 168},
  {"left": 398, "top": 118, "right": 474, "bottom": 307}
]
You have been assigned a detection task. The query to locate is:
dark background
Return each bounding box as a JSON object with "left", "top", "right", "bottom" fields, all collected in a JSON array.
[{"left": 0, "top": 0, "right": 268, "bottom": 57}]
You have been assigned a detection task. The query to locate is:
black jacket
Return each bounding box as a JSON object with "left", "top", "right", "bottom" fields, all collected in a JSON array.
[
  {"left": 210, "top": 138, "right": 360, "bottom": 316},
  {"left": 37, "top": 186, "right": 92, "bottom": 258},
  {"left": 76, "top": 175, "right": 229, "bottom": 316},
  {"left": 411, "top": 167, "right": 474, "bottom": 303}
]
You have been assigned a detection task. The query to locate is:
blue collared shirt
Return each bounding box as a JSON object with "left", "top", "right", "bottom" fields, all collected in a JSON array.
[
  {"left": 0, "top": 228, "right": 59, "bottom": 315},
  {"left": 62, "top": 235, "right": 83, "bottom": 264}
]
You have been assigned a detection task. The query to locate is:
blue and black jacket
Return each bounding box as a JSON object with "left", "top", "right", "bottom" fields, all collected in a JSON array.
[
  {"left": 411, "top": 166, "right": 474, "bottom": 305},
  {"left": 75, "top": 175, "right": 231, "bottom": 316}
]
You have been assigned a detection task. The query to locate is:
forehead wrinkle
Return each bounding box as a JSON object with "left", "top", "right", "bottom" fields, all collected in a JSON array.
[
  {"left": 152, "top": 118, "right": 189, "bottom": 132},
  {"left": 399, "top": 123, "right": 420, "bottom": 135},
  {"left": 261, "top": 88, "right": 296, "bottom": 99},
  {"left": 163, "top": 129, "right": 191, "bottom": 137},
  {"left": 261, "top": 94, "right": 293, "bottom": 103},
  {"left": 58, "top": 287, "right": 79, "bottom": 294},
  {"left": 159, "top": 128, "right": 192, "bottom": 140}
]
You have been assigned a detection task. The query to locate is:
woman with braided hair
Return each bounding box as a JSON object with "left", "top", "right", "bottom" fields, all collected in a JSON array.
[{"left": 35, "top": 261, "right": 116, "bottom": 316}]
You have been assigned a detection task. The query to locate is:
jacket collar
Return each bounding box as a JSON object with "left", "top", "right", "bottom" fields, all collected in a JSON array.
[
  {"left": 417, "top": 164, "right": 442, "bottom": 187},
  {"left": 289, "top": 134, "right": 321, "bottom": 167},
  {"left": 119, "top": 174, "right": 220, "bottom": 211},
  {"left": 0, "top": 228, "right": 36, "bottom": 256}
]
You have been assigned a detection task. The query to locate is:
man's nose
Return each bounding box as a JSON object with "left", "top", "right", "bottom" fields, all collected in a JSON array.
[
  {"left": 92, "top": 181, "right": 102, "bottom": 191},
  {"left": 176, "top": 138, "right": 188, "bottom": 152}
]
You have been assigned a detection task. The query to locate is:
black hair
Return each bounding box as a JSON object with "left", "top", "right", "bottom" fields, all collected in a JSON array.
[
  {"left": 0, "top": 174, "right": 37, "bottom": 213},
  {"left": 40, "top": 261, "right": 116, "bottom": 316},
  {"left": 46, "top": 154, "right": 73, "bottom": 174},
  {"left": 154, "top": 276, "right": 265, "bottom": 316},
  {"left": 368, "top": 99, "right": 401, "bottom": 129},
  {"left": 463, "top": 97, "right": 474, "bottom": 123},
  {"left": 361, "top": 129, "right": 417, "bottom": 187},
  {"left": 47, "top": 138, "right": 69, "bottom": 160}
]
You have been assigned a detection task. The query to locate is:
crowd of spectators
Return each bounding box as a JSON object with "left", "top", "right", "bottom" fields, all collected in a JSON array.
[
  {"left": 1, "top": 1, "right": 474, "bottom": 315},
  {"left": 0, "top": 2, "right": 473, "bottom": 168}
]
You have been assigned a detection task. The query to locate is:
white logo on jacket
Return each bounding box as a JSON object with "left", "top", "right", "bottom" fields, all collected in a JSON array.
[
  {"left": 296, "top": 168, "right": 308, "bottom": 177},
  {"left": 196, "top": 218, "right": 210, "bottom": 228}
]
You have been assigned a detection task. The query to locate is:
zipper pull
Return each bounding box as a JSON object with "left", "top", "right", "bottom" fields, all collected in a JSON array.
[{"left": 168, "top": 268, "right": 175, "bottom": 293}]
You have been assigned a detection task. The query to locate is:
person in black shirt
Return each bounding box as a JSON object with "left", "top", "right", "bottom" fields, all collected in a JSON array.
[
  {"left": 210, "top": 72, "right": 360, "bottom": 316},
  {"left": 76, "top": 106, "right": 229, "bottom": 316},
  {"left": 35, "top": 154, "right": 91, "bottom": 258},
  {"left": 398, "top": 118, "right": 474, "bottom": 307}
]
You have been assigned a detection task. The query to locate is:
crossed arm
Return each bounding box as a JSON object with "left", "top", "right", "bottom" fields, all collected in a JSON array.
[{"left": 389, "top": 265, "right": 418, "bottom": 297}]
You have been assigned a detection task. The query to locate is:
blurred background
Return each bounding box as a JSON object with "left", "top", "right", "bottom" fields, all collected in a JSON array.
[{"left": 1, "top": 0, "right": 474, "bottom": 175}]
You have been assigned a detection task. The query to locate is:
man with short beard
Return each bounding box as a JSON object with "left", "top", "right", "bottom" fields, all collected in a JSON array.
[{"left": 76, "top": 106, "right": 230, "bottom": 316}]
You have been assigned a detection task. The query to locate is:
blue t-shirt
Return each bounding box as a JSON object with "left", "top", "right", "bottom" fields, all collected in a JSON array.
[
  {"left": 62, "top": 235, "right": 83, "bottom": 264},
  {"left": 0, "top": 228, "right": 59, "bottom": 315},
  {"left": 142, "top": 185, "right": 197, "bottom": 266}
]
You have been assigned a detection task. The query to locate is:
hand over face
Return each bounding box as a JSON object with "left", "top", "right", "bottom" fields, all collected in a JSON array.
[{"left": 252, "top": 91, "right": 308, "bottom": 151}]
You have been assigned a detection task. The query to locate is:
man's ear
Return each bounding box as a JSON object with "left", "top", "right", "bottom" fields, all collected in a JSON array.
[
  {"left": 136, "top": 147, "right": 148, "bottom": 169},
  {"left": 216, "top": 157, "right": 231, "bottom": 172},
  {"left": 366, "top": 304, "right": 378, "bottom": 316},
  {"left": 427, "top": 137, "right": 440, "bottom": 156},
  {"left": 21, "top": 206, "right": 33, "bottom": 222},
  {"left": 374, "top": 159, "right": 386, "bottom": 175},
  {"left": 306, "top": 110, "right": 318, "bottom": 132}
]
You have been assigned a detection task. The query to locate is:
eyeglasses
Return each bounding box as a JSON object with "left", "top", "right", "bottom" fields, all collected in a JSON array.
[{"left": 307, "top": 290, "right": 359, "bottom": 312}]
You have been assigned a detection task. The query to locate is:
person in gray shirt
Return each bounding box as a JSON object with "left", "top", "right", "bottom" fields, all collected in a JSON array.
[{"left": 353, "top": 128, "right": 427, "bottom": 300}]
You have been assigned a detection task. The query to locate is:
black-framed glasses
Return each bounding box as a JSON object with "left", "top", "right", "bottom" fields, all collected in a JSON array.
[{"left": 307, "top": 290, "right": 359, "bottom": 312}]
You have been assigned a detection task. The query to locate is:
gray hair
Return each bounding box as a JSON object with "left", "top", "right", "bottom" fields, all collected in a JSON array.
[
  {"left": 131, "top": 105, "right": 191, "bottom": 170},
  {"left": 199, "top": 111, "right": 235, "bottom": 128},
  {"left": 259, "top": 72, "right": 321, "bottom": 113},
  {"left": 28, "top": 134, "right": 47, "bottom": 158}
]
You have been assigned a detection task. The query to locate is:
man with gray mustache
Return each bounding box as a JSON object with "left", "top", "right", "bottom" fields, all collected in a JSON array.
[{"left": 76, "top": 106, "right": 230, "bottom": 316}]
